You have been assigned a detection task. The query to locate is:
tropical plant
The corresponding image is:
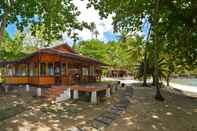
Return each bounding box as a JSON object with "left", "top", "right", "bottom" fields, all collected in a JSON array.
[
  {"left": 136, "top": 57, "right": 168, "bottom": 85},
  {"left": 88, "top": 22, "right": 97, "bottom": 39},
  {"left": 94, "top": 30, "right": 99, "bottom": 39},
  {"left": 87, "top": 0, "right": 197, "bottom": 101}
]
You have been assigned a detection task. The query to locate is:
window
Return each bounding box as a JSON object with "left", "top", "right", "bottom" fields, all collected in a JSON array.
[
  {"left": 61, "top": 63, "right": 66, "bottom": 75},
  {"left": 34, "top": 64, "right": 37, "bottom": 76},
  {"left": 82, "top": 68, "right": 89, "bottom": 76},
  {"left": 7, "top": 65, "right": 14, "bottom": 76},
  {"left": 30, "top": 64, "right": 35, "bottom": 76},
  {"left": 40, "top": 63, "right": 46, "bottom": 76},
  {"left": 15, "top": 64, "right": 27, "bottom": 76},
  {"left": 48, "top": 63, "right": 54, "bottom": 76},
  {"left": 15, "top": 66, "right": 20, "bottom": 76},
  {"left": 90, "top": 66, "right": 95, "bottom": 76},
  {"left": 21, "top": 64, "right": 27, "bottom": 76}
]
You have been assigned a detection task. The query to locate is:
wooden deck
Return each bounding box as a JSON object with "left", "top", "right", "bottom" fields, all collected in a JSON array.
[
  {"left": 43, "top": 83, "right": 111, "bottom": 103},
  {"left": 52, "top": 83, "right": 109, "bottom": 92},
  {"left": 70, "top": 83, "right": 108, "bottom": 92}
]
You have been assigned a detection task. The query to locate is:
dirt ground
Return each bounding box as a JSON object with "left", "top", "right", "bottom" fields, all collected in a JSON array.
[
  {"left": 0, "top": 86, "right": 124, "bottom": 131},
  {"left": 0, "top": 84, "right": 197, "bottom": 131},
  {"left": 107, "top": 85, "right": 197, "bottom": 131}
]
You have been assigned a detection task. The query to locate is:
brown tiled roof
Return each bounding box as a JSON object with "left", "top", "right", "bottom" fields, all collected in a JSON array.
[{"left": 0, "top": 45, "right": 106, "bottom": 66}]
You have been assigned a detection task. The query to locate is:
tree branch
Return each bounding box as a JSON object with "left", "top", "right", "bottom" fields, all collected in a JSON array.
[{"left": 0, "top": 0, "right": 15, "bottom": 44}]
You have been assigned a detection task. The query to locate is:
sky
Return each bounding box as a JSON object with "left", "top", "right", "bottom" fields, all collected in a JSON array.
[
  {"left": 63, "top": 0, "right": 121, "bottom": 45},
  {"left": 6, "top": 0, "right": 148, "bottom": 45}
]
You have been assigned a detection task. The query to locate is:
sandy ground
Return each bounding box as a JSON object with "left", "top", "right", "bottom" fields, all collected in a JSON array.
[
  {"left": 0, "top": 83, "right": 197, "bottom": 131},
  {"left": 168, "top": 82, "right": 197, "bottom": 95},
  {"left": 107, "top": 85, "right": 197, "bottom": 131},
  {"left": 0, "top": 86, "right": 125, "bottom": 131},
  {"left": 103, "top": 77, "right": 197, "bottom": 97}
]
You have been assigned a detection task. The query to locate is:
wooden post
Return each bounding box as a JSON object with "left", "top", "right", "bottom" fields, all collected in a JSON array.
[
  {"left": 4, "top": 85, "right": 8, "bottom": 93},
  {"left": 46, "top": 62, "right": 48, "bottom": 76},
  {"left": 106, "top": 87, "right": 111, "bottom": 97},
  {"left": 37, "top": 88, "right": 42, "bottom": 96},
  {"left": 38, "top": 50, "right": 40, "bottom": 87},
  {"left": 112, "top": 84, "right": 116, "bottom": 93},
  {"left": 73, "top": 90, "right": 79, "bottom": 99},
  {"left": 91, "top": 91, "right": 97, "bottom": 104},
  {"left": 26, "top": 84, "right": 30, "bottom": 92},
  {"left": 66, "top": 88, "right": 71, "bottom": 99},
  {"left": 27, "top": 63, "right": 30, "bottom": 77},
  {"left": 66, "top": 63, "right": 68, "bottom": 76}
]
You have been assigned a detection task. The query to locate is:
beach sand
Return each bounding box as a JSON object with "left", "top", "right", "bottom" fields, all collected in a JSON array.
[
  {"left": 107, "top": 85, "right": 197, "bottom": 131},
  {"left": 168, "top": 82, "right": 197, "bottom": 97},
  {"left": 0, "top": 81, "right": 196, "bottom": 131}
]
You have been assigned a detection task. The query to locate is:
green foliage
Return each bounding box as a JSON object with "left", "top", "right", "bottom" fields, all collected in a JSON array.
[
  {"left": 85, "top": 22, "right": 99, "bottom": 39},
  {"left": 75, "top": 39, "right": 107, "bottom": 62},
  {"left": 0, "top": 0, "right": 84, "bottom": 43},
  {"left": 0, "top": 32, "right": 36, "bottom": 61},
  {"left": 136, "top": 57, "right": 168, "bottom": 81},
  {"left": 88, "top": 0, "right": 197, "bottom": 68},
  {"left": 75, "top": 37, "right": 144, "bottom": 73}
]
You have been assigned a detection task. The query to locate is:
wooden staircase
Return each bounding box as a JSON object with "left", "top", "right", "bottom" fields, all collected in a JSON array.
[{"left": 42, "top": 86, "right": 70, "bottom": 102}]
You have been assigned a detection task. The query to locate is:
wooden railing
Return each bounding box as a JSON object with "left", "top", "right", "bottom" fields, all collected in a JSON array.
[{"left": 4, "top": 75, "right": 97, "bottom": 86}]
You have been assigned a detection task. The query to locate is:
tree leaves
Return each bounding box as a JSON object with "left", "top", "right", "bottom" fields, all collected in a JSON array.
[
  {"left": 0, "top": 32, "right": 36, "bottom": 61},
  {"left": 88, "top": 0, "right": 197, "bottom": 72},
  {"left": 0, "top": 0, "right": 83, "bottom": 44}
]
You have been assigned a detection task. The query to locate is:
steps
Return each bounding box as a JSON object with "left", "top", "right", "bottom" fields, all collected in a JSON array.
[{"left": 42, "top": 86, "right": 71, "bottom": 102}]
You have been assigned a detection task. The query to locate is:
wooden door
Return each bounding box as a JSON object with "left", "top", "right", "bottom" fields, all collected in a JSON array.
[{"left": 54, "top": 62, "right": 61, "bottom": 85}]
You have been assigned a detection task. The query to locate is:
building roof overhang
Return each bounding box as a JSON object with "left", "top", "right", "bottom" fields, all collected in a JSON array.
[{"left": 0, "top": 44, "right": 107, "bottom": 66}]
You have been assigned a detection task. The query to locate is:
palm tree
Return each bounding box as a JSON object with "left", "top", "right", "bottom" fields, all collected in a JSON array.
[
  {"left": 126, "top": 36, "right": 144, "bottom": 62},
  {"left": 153, "top": 0, "right": 164, "bottom": 101},
  {"left": 143, "top": 24, "right": 152, "bottom": 87},
  {"left": 136, "top": 57, "right": 168, "bottom": 85},
  {"left": 71, "top": 33, "right": 79, "bottom": 48},
  {"left": 89, "top": 22, "right": 96, "bottom": 39},
  {"left": 94, "top": 30, "right": 99, "bottom": 39},
  {"left": 67, "top": 28, "right": 79, "bottom": 48}
]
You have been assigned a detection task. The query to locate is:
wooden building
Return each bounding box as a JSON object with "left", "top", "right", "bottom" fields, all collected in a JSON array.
[
  {"left": 0, "top": 43, "right": 104, "bottom": 87},
  {"left": 107, "top": 69, "right": 130, "bottom": 78}
]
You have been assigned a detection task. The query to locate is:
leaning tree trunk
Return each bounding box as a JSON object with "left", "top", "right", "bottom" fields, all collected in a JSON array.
[
  {"left": 153, "top": 0, "right": 164, "bottom": 101},
  {"left": 143, "top": 45, "right": 148, "bottom": 86},
  {"left": 143, "top": 25, "right": 152, "bottom": 87},
  {"left": 166, "top": 60, "right": 174, "bottom": 87},
  {"left": 166, "top": 72, "right": 170, "bottom": 86},
  {"left": 152, "top": 74, "right": 155, "bottom": 86},
  {"left": 0, "top": 10, "right": 9, "bottom": 44}
]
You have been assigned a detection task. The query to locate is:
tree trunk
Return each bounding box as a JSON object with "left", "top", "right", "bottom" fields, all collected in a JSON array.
[
  {"left": 152, "top": 74, "right": 155, "bottom": 85},
  {"left": 143, "top": 48, "right": 148, "bottom": 86},
  {"left": 166, "top": 60, "right": 173, "bottom": 87},
  {"left": 166, "top": 73, "right": 170, "bottom": 86},
  {"left": 72, "top": 42, "right": 76, "bottom": 48},
  {"left": 143, "top": 25, "right": 152, "bottom": 87},
  {"left": 91, "top": 32, "right": 94, "bottom": 39},
  {"left": 0, "top": 10, "right": 9, "bottom": 44},
  {"left": 155, "top": 84, "right": 164, "bottom": 101},
  {"left": 153, "top": 0, "right": 164, "bottom": 101}
]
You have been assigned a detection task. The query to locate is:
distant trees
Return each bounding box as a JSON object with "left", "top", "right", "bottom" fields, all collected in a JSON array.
[
  {"left": 74, "top": 39, "right": 107, "bottom": 61},
  {"left": 89, "top": 22, "right": 96, "bottom": 39},
  {"left": 74, "top": 37, "right": 144, "bottom": 73},
  {"left": 87, "top": 22, "right": 99, "bottom": 39}
]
